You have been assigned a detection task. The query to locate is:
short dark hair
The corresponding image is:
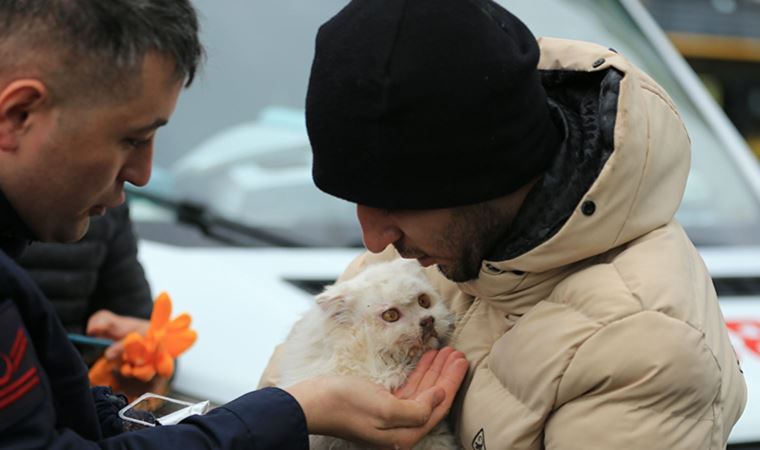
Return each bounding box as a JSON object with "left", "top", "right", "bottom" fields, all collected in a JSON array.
[{"left": 0, "top": 0, "right": 204, "bottom": 99}]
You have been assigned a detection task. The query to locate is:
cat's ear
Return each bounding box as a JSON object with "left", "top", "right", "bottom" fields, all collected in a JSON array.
[{"left": 315, "top": 287, "right": 352, "bottom": 326}]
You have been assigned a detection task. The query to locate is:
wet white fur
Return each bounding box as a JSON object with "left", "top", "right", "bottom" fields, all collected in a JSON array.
[{"left": 278, "top": 259, "right": 459, "bottom": 450}]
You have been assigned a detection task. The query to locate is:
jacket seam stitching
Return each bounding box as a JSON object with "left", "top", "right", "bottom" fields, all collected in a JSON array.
[
  {"left": 640, "top": 83, "right": 690, "bottom": 138},
  {"left": 610, "top": 104, "right": 650, "bottom": 248},
  {"left": 556, "top": 310, "right": 721, "bottom": 422},
  {"left": 451, "top": 297, "right": 481, "bottom": 343},
  {"left": 485, "top": 363, "right": 545, "bottom": 419},
  {"left": 542, "top": 297, "right": 607, "bottom": 327},
  {"left": 640, "top": 83, "right": 680, "bottom": 120},
  {"left": 543, "top": 262, "right": 643, "bottom": 322},
  {"left": 612, "top": 253, "right": 721, "bottom": 358},
  {"left": 609, "top": 260, "right": 645, "bottom": 309}
]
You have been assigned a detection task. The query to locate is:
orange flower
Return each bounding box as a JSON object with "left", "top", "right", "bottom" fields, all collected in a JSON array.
[
  {"left": 119, "top": 292, "right": 198, "bottom": 381},
  {"left": 88, "top": 292, "right": 197, "bottom": 386}
]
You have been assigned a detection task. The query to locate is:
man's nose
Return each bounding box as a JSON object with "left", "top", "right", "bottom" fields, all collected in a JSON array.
[
  {"left": 356, "top": 205, "right": 402, "bottom": 253},
  {"left": 118, "top": 146, "right": 153, "bottom": 187}
]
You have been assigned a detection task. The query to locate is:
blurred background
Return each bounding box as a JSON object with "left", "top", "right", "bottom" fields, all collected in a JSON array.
[
  {"left": 643, "top": 0, "right": 760, "bottom": 158},
  {"left": 121, "top": 1, "right": 760, "bottom": 446}
]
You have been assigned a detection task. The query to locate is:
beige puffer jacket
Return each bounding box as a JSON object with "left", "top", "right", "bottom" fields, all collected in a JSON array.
[{"left": 261, "top": 38, "right": 746, "bottom": 449}]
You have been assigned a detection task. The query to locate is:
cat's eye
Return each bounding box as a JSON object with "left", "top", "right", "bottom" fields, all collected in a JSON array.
[
  {"left": 382, "top": 308, "right": 401, "bottom": 322},
  {"left": 418, "top": 294, "right": 431, "bottom": 309}
]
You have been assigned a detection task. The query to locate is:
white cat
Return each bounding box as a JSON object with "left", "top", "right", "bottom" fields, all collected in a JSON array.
[{"left": 278, "top": 258, "right": 459, "bottom": 450}]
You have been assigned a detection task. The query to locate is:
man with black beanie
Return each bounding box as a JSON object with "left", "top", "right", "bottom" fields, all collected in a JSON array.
[{"left": 263, "top": 0, "right": 746, "bottom": 448}]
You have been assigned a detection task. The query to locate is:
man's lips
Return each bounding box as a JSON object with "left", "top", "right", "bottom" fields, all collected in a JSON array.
[
  {"left": 90, "top": 192, "right": 126, "bottom": 216},
  {"left": 98, "top": 191, "right": 126, "bottom": 209},
  {"left": 107, "top": 191, "right": 126, "bottom": 208},
  {"left": 394, "top": 244, "right": 439, "bottom": 267}
]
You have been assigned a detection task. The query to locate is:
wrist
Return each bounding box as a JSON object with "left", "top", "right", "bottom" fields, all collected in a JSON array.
[{"left": 284, "top": 378, "right": 329, "bottom": 434}]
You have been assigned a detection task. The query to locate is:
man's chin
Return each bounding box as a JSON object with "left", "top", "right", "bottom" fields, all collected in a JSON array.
[
  {"left": 436, "top": 263, "right": 481, "bottom": 283},
  {"left": 73, "top": 219, "right": 92, "bottom": 242},
  {"left": 49, "top": 219, "right": 91, "bottom": 243}
]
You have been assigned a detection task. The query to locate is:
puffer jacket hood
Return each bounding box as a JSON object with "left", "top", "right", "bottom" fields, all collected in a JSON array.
[
  {"left": 466, "top": 36, "right": 690, "bottom": 282},
  {"left": 449, "top": 37, "right": 693, "bottom": 324}
]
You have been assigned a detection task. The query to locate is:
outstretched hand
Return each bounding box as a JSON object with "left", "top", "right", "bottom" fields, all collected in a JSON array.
[{"left": 285, "top": 347, "right": 468, "bottom": 450}]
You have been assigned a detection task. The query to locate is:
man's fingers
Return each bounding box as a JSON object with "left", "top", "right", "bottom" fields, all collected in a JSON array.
[
  {"left": 420, "top": 386, "right": 445, "bottom": 410},
  {"left": 436, "top": 353, "right": 468, "bottom": 401},
  {"left": 381, "top": 387, "right": 443, "bottom": 429},
  {"left": 104, "top": 340, "right": 125, "bottom": 361},
  {"left": 86, "top": 317, "right": 104, "bottom": 336},
  {"left": 393, "top": 349, "right": 438, "bottom": 399},
  {"left": 415, "top": 346, "right": 455, "bottom": 393},
  {"left": 423, "top": 354, "right": 468, "bottom": 426},
  {"left": 86, "top": 310, "right": 117, "bottom": 337},
  {"left": 396, "top": 347, "right": 464, "bottom": 401},
  {"left": 86, "top": 313, "right": 149, "bottom": 341}
]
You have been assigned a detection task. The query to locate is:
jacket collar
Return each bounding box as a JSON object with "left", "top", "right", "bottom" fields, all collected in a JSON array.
[
  {"left": 454, "top": 82, "right": 603, "bottom": 307},
  {"left": 0, "top": 189, "right": 35, "bottom": 257},
  {"left": 457, "top": 38, "right": 689, "bottom": 306}
]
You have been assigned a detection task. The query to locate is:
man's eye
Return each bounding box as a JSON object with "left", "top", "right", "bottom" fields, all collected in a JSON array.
[{"left": 123, "top": 137, "right": 151, "bottom": 149}]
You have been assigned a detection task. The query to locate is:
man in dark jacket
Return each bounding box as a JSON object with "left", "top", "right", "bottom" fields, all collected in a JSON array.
[
  {"left": 0, "top": 0, "right": 466, "bottom": 448},
  {"left": 19, "top": 203, "right": 152, "bottom": 337},
  {"left": 18, "top": 202, "right": 152, "bottom": 365}
]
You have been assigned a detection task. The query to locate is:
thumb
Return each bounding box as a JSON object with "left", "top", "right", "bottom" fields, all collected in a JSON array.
[
  {"left": 418, "top": 386, "right": 445, "bottom": 410},
  {"left": 379, "top": 387, "right": 440, "bottom": 429},
  {"left": 390, "top": 386, "right": 444, "bottom": 428}
]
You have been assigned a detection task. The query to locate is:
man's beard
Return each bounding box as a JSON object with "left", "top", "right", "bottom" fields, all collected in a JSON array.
[{"left": 395, "top": 202, "right": 509, "bottom": 283}]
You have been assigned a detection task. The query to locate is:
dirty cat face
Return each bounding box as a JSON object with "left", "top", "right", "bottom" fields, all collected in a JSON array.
[{"left": 316, "top": 259, "right": 455, "bottom": 361}]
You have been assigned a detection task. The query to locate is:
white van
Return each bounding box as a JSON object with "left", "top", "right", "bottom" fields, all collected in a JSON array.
[{"left": 130, "top": 0, "right": 760, "bottom": 445}]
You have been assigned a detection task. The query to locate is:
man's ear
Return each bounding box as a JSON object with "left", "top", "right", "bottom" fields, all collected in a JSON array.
[
  {"left": 315, "top": 285, "right": 353, "bottom": 326},
  {"left": 0, "top": 79, "right": 48, "bottom": 151}
]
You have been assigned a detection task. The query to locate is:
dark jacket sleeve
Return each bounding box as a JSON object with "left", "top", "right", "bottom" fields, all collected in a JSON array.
[
  {"left": 88, "top": 202, "right": 153, "bottom": 320},
  {"left": 101, "top": 388, "right": 309, "bottom": 449},
  {"left": 0, "top": 254, "right": 309, "bottom": 450},
  {"left": 5, "top": 387, "right": 310, "bottom": 450},
  {"left": 0, "top": 302, "right": 309, "bottom": 450}
]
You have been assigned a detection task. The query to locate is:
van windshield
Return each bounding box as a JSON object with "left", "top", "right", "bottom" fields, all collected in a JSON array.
[{"left": 137, "top": 0, "right": 760, "bottom": 248}]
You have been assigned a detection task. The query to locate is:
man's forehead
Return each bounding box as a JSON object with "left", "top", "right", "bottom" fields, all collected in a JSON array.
[{"left": 98, "top": 55, "right": 183, "bottom": 129}]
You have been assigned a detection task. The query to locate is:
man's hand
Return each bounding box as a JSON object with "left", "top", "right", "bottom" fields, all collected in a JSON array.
[
  {"left": 86, "top": 309, "right": 150, "bottom": 360},
  {"left": 285, "top": 347, "right": 468, "bottom": 450}
]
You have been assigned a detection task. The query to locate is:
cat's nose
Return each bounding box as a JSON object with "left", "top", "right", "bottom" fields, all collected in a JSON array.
[{"left": 420, "top": 316, "right": 435, "bottom": 330}]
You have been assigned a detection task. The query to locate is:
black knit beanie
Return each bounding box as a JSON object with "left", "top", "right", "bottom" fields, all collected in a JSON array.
[{"left": 307, "top": 0, "right": 562, "bottom": 210}]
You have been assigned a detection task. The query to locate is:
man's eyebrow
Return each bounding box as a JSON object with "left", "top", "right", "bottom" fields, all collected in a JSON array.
[{"left": 130, "top": 118, "right": 169, "bottom": 134}]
